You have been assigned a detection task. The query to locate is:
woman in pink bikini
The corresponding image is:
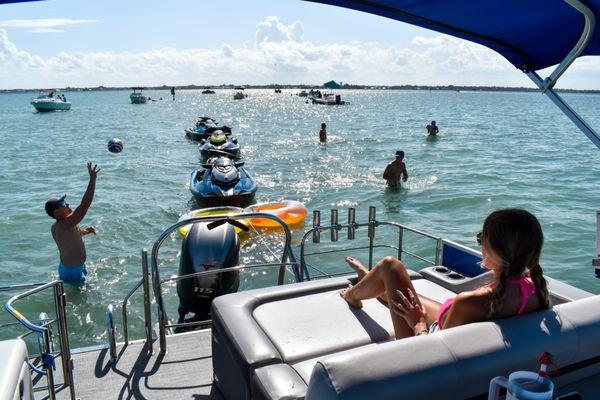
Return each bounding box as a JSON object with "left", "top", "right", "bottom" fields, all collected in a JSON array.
[{"left": 340, "top": 209, "right": 550, "bottom": 339}]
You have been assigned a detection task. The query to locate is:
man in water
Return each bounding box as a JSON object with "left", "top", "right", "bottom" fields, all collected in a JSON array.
[
  {"left": 45, "top": 162, "right": 100, "bottom": 283},
  {"left": 427, "top": 120, "right": 439, "bottom": 135},
  {"left": 383, "top": 151, "right": 408, "bottom": 187},
  {"left": 319, "top": 122, "right": 327, "bottom": 143}
]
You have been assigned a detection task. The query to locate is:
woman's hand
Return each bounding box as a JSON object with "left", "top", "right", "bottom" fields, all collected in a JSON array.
[{"left": 391, "top": 288, "right": 427, "bottom": 332}]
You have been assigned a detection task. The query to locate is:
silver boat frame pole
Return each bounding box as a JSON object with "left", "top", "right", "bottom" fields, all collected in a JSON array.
[{"left": 525, "top": 0, "right": 600, "bottom": 150}]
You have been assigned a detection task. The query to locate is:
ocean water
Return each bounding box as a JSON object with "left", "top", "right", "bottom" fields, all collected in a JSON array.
[{"left": 1, "top": 89, "right": 599, "bottom": 348}]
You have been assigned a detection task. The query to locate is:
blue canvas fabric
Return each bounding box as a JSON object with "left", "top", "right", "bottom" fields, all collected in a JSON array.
[{"left": 305, "top": 0, "right": 600, "bottom": 71}]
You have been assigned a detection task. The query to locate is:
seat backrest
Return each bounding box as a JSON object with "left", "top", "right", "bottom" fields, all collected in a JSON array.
[{"left": 305, "top": 295, "right": 600, "bottom": 400}]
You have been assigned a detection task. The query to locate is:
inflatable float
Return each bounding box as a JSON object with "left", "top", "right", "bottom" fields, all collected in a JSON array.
[
  {"left": 177, "top": 206, "right": 250, "bottom": 236},
  {"left": 244, "top": 200, "right": 307, "bottom": 228}
]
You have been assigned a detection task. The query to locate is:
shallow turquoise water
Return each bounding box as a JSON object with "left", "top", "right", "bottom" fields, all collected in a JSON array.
[{"left": 1, "top": 89, "right": 599, "bottom": 348}]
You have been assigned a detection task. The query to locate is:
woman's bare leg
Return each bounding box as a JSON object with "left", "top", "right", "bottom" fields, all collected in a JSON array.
[{"left": 341, "top": 256, "right": 418, "bottom": 339}]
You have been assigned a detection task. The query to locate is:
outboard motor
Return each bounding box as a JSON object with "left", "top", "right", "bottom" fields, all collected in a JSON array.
[{"left": 177, "top": 220, "right": 241, "bottom": 325}]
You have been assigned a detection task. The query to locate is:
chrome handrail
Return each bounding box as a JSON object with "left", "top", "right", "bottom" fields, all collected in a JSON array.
[
  {"left": 4, "top": 280, "right": 76, "bottom": 400},
  {"left": 300, "top": 214, "right": 442, "bottom": 280},
  {"left": 150, "top": 212, "right": 298, "bottom": 354}
]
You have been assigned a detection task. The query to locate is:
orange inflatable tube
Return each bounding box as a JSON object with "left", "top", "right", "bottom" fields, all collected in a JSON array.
[{"left": 245, "top": 200, "right": 307, "bottom": 228}]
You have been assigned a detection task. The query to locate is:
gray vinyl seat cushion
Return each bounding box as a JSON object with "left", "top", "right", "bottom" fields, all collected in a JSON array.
[{"left": 212, "top": 272, "right": 600, "bottom": 400}]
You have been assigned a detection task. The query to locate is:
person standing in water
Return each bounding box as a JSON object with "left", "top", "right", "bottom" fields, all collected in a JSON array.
[
  {"left": 45, "top": 162, "right": 100, "bottom": 283},
  {"left": 319, "top": 122, "right": 327, "bottom": 143},
  {"left": 383, "top": 151, "right": 408, "bottom": 188},
  {"left": 426, "top": 120, "right": 439, "bottom": 136}
]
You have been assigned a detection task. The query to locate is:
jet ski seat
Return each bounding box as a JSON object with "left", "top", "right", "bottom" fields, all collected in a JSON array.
[{"left": 211, "top": 270, "right": 600, "bottom": 400}]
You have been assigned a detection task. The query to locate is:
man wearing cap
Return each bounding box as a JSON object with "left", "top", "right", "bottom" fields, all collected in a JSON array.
[
  {"left": 383, "top": 151, "right": 408, "bottom": 188},
  {"left": 45, "top": 162, "right": 100, "bottom": 283}
]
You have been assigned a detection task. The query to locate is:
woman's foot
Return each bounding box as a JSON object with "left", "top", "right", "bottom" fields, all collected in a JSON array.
[
  {"left": 340, "top": 284, "right": 363, "bottom": 308},
  {"left": 345, "top": 256, "right": 369, "bottom": 280}
]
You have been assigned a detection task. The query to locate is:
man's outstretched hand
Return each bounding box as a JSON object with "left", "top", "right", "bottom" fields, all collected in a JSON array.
[
  {"left": 82, "top": 227, "right": 97, "bottom": 235},
  {"left": 87, "top": 162, "right": 101, "bottom": 179}
]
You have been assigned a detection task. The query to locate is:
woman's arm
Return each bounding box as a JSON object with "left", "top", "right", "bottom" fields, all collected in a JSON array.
[{"left": 442, "top": 291, "right": 489, "bottom": 329}]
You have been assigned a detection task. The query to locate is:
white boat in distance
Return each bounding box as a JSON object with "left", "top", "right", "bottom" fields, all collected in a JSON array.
[
  {"left": 30, "top": 91, "right": 71, "bottom": 112},
  {"left": 130, "top": 87, "right": 148, "bottom": 104}
]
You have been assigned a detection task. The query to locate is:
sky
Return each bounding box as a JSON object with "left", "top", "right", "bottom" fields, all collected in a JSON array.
[{"left": 0, "top": 0, "right": 599, "bottom": 90}]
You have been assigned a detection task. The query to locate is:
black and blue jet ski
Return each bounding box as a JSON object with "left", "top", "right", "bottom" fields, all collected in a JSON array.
[
  {"left": 199, "top": 131, "right": 241, "bottom": 162},
  {"left": 185, "top": 116, "right": 232, "bottom": 141},
  {"left": 190, "top": 156, "right": 257, "bottom": 207}
]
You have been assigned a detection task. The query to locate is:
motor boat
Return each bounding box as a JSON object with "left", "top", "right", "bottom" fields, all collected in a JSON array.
[
  {"left": 129, "top": 87, "right": 147, "bottom": 104},
  {"left": 312, "top": 93, "right": 346, "bottom": 105},
  {"left": 190, "top": 156, "right": 257, "bottom": 207},
  {"left": 233, "top": 91, "right": 246, "bottom": 100},
  {"left": 4, "top": 0, "right": 600, "bottom": 399},
  {"left": 30, "top": 91, "right": 71, "bottom": 111},
  {"left": 298, "top": 90, "right": 309, "bottom": 97},
  {"left": 199, "top": 132, "right": 241, "bottom": 161},
  {"left": 202, "top": 89, "right": 216, "bottom": 94},
  {"left": 274, "top": 89, "right": 282, "bottom": 93}
]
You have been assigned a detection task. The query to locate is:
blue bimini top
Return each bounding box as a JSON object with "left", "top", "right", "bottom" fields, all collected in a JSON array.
[{"left": 305, "top": 0, "right": 600, "bottom": 72}]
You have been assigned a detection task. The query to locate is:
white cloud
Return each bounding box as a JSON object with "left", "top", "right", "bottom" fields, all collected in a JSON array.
[
  {"left": 0, "top": 16, "right": 598, "bottom": 89},
  {"left": 0, "top": 18, "right": 98, "bottom": 30}
]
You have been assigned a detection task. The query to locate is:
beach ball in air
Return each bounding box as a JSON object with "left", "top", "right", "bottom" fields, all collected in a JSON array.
[{"left": 107, "top": 138, "right": 123, "bottom": 153}]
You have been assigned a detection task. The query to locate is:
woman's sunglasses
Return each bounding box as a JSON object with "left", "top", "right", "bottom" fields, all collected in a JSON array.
[{"left": 476, "top": 231, "right": 483, "bottom": 245}]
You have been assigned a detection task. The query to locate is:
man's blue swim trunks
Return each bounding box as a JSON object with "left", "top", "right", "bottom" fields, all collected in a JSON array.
[{"left": 58, "top": 262, "right": 87, "bottom": 283}]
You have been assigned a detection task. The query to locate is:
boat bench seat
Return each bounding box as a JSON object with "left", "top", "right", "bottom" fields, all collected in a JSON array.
[{"left": 211, "top": 274, "right": 600, "bottom": 400}]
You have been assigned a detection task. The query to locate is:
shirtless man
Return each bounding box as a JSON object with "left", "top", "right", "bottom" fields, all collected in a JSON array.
[
  {"left": 45, "top": 162, "right": 100, "bottom": 283},
  {"left": 319, "top": 122, "right": 327, "bottom": 143},
  {"left": 426, "top": 120, "right": 439, "bottom": 136},
  {"left": 383, "top": 151, "right": 408, "bottom": 188}
]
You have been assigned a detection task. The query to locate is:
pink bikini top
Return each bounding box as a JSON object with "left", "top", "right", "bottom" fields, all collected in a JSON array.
[{"left": 436, "top": 275, "right": 536, "bottom": 330}]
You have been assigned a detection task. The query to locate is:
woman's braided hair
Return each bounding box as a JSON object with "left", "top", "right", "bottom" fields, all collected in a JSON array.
[{"left": 482, "top": 209, "right": 550, "bottom": 318}]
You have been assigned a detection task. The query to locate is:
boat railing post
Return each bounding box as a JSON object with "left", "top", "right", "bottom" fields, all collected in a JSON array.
[
  {"left": 368, "top": 206, "right": 376, "bottom": 269},
  {"left": 435, "top": 238, "right": 443, "bottom": 266},
  {"left": 141, "top": 248, "right": 153, "bottom": 353},
  {"left": 150, "top": 247, "right": 167, "bottom": 354},
  {"left": 348, "top": 208, "right": 356, "bottom": 240},
  {"left": 594, "top": 211, "right": 600, "bottom": 278},
  {"left": 312, "top": 210, "right": 321, "bottom": 243},
  {"left": 43, "top": 326, "right": 57, "bottom": 400},
  {"left": 397, "top": 226, "right": 404, "bottom": 260},
  {"left": 330, "top": 209, "right": 339, "bottom": 242},
  {"left": 54, "top": 281, "right": 75, "bottom": 399}
]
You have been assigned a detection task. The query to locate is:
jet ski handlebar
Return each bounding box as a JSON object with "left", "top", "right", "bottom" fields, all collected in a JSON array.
[{"left": 206, "top": 217, "right": 250, "bottom": 232}]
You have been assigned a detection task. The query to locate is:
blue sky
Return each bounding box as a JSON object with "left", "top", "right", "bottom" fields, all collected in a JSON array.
[{"left": 1, "top": 0, "right": 598, "bottom": 89}]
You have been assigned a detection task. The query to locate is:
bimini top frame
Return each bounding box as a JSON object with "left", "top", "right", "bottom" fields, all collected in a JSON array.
[{"left": 307, "top": 0, "right": 600, "bottom": 150}]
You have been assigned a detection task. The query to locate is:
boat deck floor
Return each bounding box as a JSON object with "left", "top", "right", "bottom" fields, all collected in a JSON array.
[{"left": 53, "top": 329, "right": 221, "bottom": 400}]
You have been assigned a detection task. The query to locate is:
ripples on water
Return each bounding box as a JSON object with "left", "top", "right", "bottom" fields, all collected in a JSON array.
[{"left": 0, "top": 89, "right": 599, "bottom": 347}]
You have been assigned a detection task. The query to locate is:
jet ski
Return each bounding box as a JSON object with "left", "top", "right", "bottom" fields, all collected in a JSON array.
[
  {"left": 199, "top": 131, "right": 241, "bottom": 161},
  {"left": 185, "top": 117, "right": 232, "bottom": 141},
  {"left": 190, "top": 156, "right": 257, "bottom": 207},
  {"left": 177, "top": 218, "right": 248, "bottom": 326}
]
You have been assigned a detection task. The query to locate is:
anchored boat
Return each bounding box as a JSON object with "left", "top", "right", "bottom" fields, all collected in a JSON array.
[
  {"left": 129, "top": 87, "right": 147, "bottom": 104},
  {"left": 30, "top": 91, "right": 71, "bottom": 111}
]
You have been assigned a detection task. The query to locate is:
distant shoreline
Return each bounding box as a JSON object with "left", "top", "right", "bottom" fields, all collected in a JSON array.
[{"left": 1, "top": 84, "right": 599, "bottom": 94}]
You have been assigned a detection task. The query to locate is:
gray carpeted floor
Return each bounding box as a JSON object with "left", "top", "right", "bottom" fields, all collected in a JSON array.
[{"left": 51, "top": 329, "right": 222, "bottom": 400}]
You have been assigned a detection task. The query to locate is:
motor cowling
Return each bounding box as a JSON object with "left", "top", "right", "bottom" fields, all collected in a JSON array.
[
  {"left": 177, "top": 221, "right": 240, "bottom": 322},
  {"left": 210, "top": 157, "right": 240, "bottom": 186}
]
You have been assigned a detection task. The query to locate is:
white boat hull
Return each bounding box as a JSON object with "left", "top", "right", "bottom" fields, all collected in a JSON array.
[{"left": 31, "top": 99, "right": 71, "bottom": 111}]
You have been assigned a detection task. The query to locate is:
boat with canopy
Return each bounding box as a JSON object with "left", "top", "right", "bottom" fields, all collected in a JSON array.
[{"left": 2, "top": 1, "right": 600, "bottom": 399}]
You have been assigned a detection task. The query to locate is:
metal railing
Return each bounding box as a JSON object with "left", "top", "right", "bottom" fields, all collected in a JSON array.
[
  {"left": 2, "top": 280, "right": 75, "bottom": 400},
  {"left": 300, "top": 206, "right": 442, "bottom": 280},
  {"left": 149, "top": 212, "right": 299, "bottom": 353}
]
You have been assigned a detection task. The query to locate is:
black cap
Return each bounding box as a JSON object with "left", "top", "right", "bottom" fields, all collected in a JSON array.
[
  {"left": 45, "top": 194, "right": 66, "bottom": 218},
  {"left": 395, "top": 150, "right": 404, "bottom": 157}
]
